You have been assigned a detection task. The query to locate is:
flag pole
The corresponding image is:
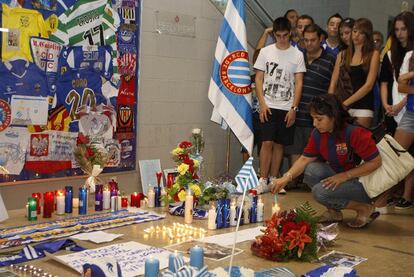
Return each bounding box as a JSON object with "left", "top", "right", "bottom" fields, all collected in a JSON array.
[
  {"left": 226, "top": 128, "right": 231, "bottom": 175},
  {"left": 228, "top": 178, "right": 247, "bottom": 276}
]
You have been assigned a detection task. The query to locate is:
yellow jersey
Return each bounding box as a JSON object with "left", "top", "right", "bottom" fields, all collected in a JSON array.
[{"left": 1, "top": 4, "right": 50, "bottom": 61}]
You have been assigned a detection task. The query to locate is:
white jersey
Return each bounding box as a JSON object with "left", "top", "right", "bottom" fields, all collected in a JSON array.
[
  {"left": 50, "top": 0, "right": 120, "bottom": 84},
  {"left": 254, "top": 44, "right": 306, "bottom": 110}
]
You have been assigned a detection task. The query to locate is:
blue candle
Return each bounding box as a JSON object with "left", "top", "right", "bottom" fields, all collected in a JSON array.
[
  {"left": 144, "top": 256, "right": 159, "bottom": 277},
  {"left": 190, "top": 245, "right": 204, "bottom": 269},
  {"left": 95, "top": 185, "right": 103, "bottom": 211},
  {"left": 168, "top": 250, "right": 181, "bottom": 273},
  {"left": 65, "top": 186, "right": 73, "bottom": 213},
  {"left": 79, "top": 187, "right": 88, "bottom": 215}
]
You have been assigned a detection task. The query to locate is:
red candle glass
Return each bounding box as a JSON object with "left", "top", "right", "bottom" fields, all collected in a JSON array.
[
  {"left": 121, "top": 197, "right": 128, "bottom": 208},
  {"left": 130, "top": 192, "right": 139, "bottom": 207},
  {"left": 31, "top": 192, "right": 41, "bottom": 214},
  {"left": 43, "top": 191, "right": 54, "bottom": 218}
]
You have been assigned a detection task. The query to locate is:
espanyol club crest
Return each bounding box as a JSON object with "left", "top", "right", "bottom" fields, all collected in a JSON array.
[
  {"left": 220, "top": 50, "right": 252, "bottom": 95},
  {"left": 0, "top": 100, "right": 11, "bottom": 132}
]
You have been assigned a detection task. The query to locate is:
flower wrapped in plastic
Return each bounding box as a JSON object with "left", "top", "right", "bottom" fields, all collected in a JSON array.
[
  {"left": 73, "top": 133, "right": 108, "bottom": 192},
  {"left": 251, "top": 202, "right": 318, "bottom": 262},
  {"left": 163, "top": 140, "right": 203, "bottom": 204}
]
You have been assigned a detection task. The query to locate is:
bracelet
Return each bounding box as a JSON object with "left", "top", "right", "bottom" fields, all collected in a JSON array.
[
  {"left": 345, "top": 171, "right": 353, "bottom": 180},
  {"left": 283, "top": 172, "right": 293, "bottom": 182}
]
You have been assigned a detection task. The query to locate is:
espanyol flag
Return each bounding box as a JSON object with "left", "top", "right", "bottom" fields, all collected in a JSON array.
[
  {"left": 235, "top": 157, "right": 258, "bottom": 192},
  {"left": 208, "top": 0, "right": 254, "bottom": 155}
]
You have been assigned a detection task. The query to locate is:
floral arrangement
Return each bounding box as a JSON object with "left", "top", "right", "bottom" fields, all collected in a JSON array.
[
  {"left": 251, "top": 202, "right": 318, "bottom": 262},
  {"left": 197, "top": 184, "right": 229, "bottom": 206},
  {"left": 73, "top": 133, "right": 108, "bottom": 192},
  {"left": 163, "top": 141, "right": 203, "bottom": 203}
]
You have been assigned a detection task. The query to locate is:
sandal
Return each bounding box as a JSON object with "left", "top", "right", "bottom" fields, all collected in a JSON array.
[
  {"left": 347, "top": 211, "right": 380, "bottom": 228},
  {"left": 318, "top": 210, "right": 343, "bottom": 223}
]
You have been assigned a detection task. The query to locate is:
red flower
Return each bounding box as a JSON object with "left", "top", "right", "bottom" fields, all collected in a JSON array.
[
  {"left": 179, "top": 141, "right": 192, "bottom": 148},
  {"left": 86, "top": 147, "right": 95, "bottom": 158},
  {"left": 77, "top": 133, "right": 89, "bottom": 145},
  {"left": 296, "top": 221, "right": 311, "bottom": 234},
  {"left": 282, "top": 222, "right": 298, "bottom": 235},
  {"left": 285, "top": 225, "right": 313, "bottom": 257},
  {"left": 183, "top": 158, "right": 194, "bottom": 166},
  {"left": 178, "top": 154, "right": 189, "bottom": 161}
]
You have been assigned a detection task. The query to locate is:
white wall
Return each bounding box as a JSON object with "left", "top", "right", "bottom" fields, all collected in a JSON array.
[{"left": 0, "top": 0, "right": 245, "bottom": 210}]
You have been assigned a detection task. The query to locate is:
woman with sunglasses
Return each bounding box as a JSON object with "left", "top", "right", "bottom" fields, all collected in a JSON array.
[
  {"left": 270, "top": 94, "right": 382, "bottom": 228},
  {"left": 328, "top": 18, "right": 380, "bottom": 128}
]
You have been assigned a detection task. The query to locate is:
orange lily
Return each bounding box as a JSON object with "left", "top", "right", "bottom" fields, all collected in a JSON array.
[{"left": 286, "top": 225, "right": 312, "bottom": 257}]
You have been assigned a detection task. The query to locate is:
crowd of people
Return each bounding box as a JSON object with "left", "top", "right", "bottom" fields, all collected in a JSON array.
[{"left": 247, "top": 7, "right": 414, "bottom": 228}]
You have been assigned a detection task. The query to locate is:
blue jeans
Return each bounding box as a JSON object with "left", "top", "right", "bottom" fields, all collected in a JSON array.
[{"left": 303, "top": 162, "right": 372, "bottom": 210}]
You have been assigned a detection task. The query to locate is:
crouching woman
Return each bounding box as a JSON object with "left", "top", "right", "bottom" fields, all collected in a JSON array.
[{"left": 270, "top": 94, "right": 382, "bottom": 228}]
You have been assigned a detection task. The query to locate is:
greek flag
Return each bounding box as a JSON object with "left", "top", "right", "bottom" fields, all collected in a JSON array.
[
  {"left": 235, "top": 157, "right": 258, "bottom": 192},
  {"left": 208, "top": 0, "right": 254, "bottom": 155}
]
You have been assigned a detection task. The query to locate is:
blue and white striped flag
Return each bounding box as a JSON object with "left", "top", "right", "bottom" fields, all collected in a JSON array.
[
  {"left": 208, "top": 0, "right": 254, "bottom": 155},
  {"left": 235, "top": 157, "right": 258, "bottom": 192}
]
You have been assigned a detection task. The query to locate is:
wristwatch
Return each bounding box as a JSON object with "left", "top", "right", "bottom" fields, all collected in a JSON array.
[{"left": 290, "top": 106, "right": 298, "bottom": 112}]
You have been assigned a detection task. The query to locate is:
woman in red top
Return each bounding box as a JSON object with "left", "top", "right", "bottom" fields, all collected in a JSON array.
[{"left": 271, "top": 94, "right": 382, "bottom": 228}]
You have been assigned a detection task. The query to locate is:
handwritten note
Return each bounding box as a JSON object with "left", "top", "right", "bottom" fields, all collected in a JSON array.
[{"left": 55, "top": 241, "right": 179, "bottom": 277}]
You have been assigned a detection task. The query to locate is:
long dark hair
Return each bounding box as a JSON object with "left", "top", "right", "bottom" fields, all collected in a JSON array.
[
  {"left": 345, "top": 18, "right": 375, "bottom": 71},
  {"left": 339, "top": 17, "right": 355, "bottom": 50},
  {"left": 309, "top": 94, "right": 354, "bottom": 137},
  {"left": 390, "top": 12, "right": 414, "bottom": 79}
]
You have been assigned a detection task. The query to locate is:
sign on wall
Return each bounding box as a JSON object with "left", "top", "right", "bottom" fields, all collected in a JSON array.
[{"left": 0, "top": 0, "right": 141, "bottom": 183}]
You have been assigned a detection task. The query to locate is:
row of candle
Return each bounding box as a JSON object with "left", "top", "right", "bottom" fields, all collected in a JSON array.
[
  {"left": 145, "top": 245, "right": 204, "bottom": 276},
  {"left": 143, "top": 223, "right": 207, "bottom": 243},
  {"left": 9, "top": 264, "right": 58, "bottom": 277}
]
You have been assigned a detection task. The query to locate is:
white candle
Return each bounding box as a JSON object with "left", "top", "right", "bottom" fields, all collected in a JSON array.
[
  {"left": 147, "top": 188, "right": 155, "bottom": 208},
  {"left": 140, "top": 199, "right": 147, "bottom": 208},
  {"left": 243, "top": 203, "right": 250, "bottom": 224},
  {"left": 160, "top": 188, "right": 167, "bottom": 207},
  {"left": 56, "top": 193, "right": 65, "bottom": 215},
  {"left": 257, "top": 198, "right": 264, "bottom": 222},
  {"left": 184, "top": 189, "right": 193, "bottom": 224},
  {"left": 272, "top": 203, "right": 280, "bottom": 215},
  {"left": 207, "top": 204, "right": 216, "bottom": 230},
  {"left": 103, "top": 189, "right": 110, "bottom": 210},
  {"left": 230, "top": 202, "right": 237, "bottom": 226},
  {"left": 72, "top": 198, "right": 79, "bottom": 208}
]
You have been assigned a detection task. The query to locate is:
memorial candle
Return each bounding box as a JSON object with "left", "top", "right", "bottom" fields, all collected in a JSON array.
[
  {"left": 167, "top": 173, "right": 174, "bottom": 188},
  {"left": 43, "top": 191, "right": 54, "bottom": 218},
  {"left": 31, "top": 193, "right": 41, "bottom": 214},
  {"left": 27, "top": 197, "right": 37, "bottom": 221},
  {"left": 130, "top": 192, "right": 139, "bottom": 207},
  {"left": 121, "top": 196, "right": 128, "bottom": 208},
  {"left": 103, "top": 187, "right": 110, "bottom": 210},
  {"left": 184, "top": 189, "right": 193, "bottom": 224},
  {"left": 147, "top": 188, "right": 155, "bottom": 208},
  {"left": 189, "top": 245, "right": 204, "bottom": 269},
  {"left": 168, "top": 250, "right": 181, "bottom": 273},
  {"left": 95, "top": 185, "right": 103, "bottom": 211},
  {"left": 64, "top": 186, "right": 73, "bottom": 213},
  {"left": 79, "top": 187, "right": 88, "bottom": 215},
  {"left": 144, "top": 256, "right": 159, "bottom": 277},
  {"left": 257, "top": 196, "right": 264, "bottom": 222},
  {"left": 207, "top": 202, "right": 217, "bottom": 230},
  {"left": 56, "top": 190, "right": 65, "bottom": 215}
]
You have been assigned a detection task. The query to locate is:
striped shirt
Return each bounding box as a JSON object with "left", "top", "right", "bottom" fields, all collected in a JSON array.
[{"left": 296, "top": 49, "right": 335, "bottom": 127}]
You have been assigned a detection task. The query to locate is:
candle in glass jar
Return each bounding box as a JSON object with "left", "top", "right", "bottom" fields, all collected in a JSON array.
[
  {"left": 79, "top": 187, "right": 88, "bottom": 215},
  {"left": 95, "top": 185, "right": 103, "bottom": 211},
  {"left": 27, "top": 197, "right": 37, "bottom": 221},
  {"left": 184, "top": 189, "right": 193, "bottom": 224},
  {"left": 230, "top": 200, "right": 237, "bottom": 226},
  {"left": 56, "top": 190, "right": 65, "bottom": 215},
  {"left": 121, "top": 196, "right": 128, "bottom": 208},
  {"left": 72, "top": 198, "right": 79, "bottom": 208},
  {"left": 103, "top": 188, "right": 110, "bottom": 210},
  {"left": 147, "top": 188, "right": 155, "bottom": 208},
  {"left": 257, "top": 197, "right": 264, "bottom": 222},
  {"left": 65, "top": 186, "right": 73, "bottom": 213},
  {"left": 207, "top": 203, "right": 216, "bottom": 230},
  {"left": 130, "top": 192, "right": 139, "bottom": 207},
  {"left": 167, "top": 173, "right": 174, "bottom": 188},
  {"left": 43, "top": 191, "right": 54, "bottom": 218},
  {"left": 31, "top": 193, "right": 41, "bottom": 214}
]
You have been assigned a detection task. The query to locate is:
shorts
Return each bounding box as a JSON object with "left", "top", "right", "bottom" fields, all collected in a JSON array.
[
  {"left": 260, "top": 108, "right": 295, "bottom": 145},
  {"left": 284, "top": 126, "right": 313, "bottom": 155},
  {"left": 348, "top": 108, "right": 374, "bottom": 118},
  {"left": 397, "top": 110, "right": 414, "bottom": 134}
]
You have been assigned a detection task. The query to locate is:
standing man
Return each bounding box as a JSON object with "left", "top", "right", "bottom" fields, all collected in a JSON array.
[
  {"left": 284, "top": 24, "right": 336, "bottom": 185},
  {"left": 322, "top": 13, "right": 343, "bottom": 57},
  {"left": 254, "top": 17, "right": 306, "bottom": 194},
  {"left": 293, "top": 15, "right": 314, "bottom": 51}
]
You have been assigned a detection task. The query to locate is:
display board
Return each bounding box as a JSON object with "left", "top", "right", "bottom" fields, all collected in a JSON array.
[{"left": 0, "top": 0, "right": 140, "bottom": 183}]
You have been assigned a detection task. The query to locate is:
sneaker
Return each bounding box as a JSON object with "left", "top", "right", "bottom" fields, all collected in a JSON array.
[
  {"left": 269, "top": 176, "right": 287, "bottom": 195},
  {"left": 395, "top": 198, "right": 413, "bottom": 210},
  {"left": 256, "top": 177, "right": 270, "bottom": 194}
]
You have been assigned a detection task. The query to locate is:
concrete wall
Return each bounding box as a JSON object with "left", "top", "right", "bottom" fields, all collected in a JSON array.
[{"left": 0, "top": 0, "right": 244, "bottom": 210}]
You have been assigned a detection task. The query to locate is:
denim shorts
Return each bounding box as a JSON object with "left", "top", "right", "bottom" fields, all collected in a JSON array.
[{"left": 397, "top": 110, "right": 414, "bottom": 134}]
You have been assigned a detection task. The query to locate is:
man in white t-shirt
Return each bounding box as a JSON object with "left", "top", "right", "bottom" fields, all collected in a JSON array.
[{"left": 254, "top": 17, "right": 306, "bottom": 194}]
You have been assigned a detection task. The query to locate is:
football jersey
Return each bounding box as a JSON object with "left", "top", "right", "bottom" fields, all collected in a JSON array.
[
  {"left": 23, "top": 0, "right": 76, "bottom": 17},
  {"left": 50, "top": 0, "right": 120, "bottom": 85},
  {"left": 53, "top": 68, "right": 117, "bottom": 131},
  {"left": 59, "top": 45, "right": 113, "bottom": 80},
  {"left": 1, "top": 4, "right": 50, "bottom": 61},
  {"left": 0, "top": 59, "right": 50, "bottom": 103}
]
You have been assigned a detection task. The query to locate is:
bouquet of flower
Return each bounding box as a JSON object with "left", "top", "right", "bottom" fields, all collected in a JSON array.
[
  {"left": 251, "top": 202, "right": 318, "bottom": 262},
  {"left": 190, "top": 128, "right": 204, "bottom": 155},
  {"left": 73, "top": 133, "right": 108, "bottom": 192},
  {"left": 163, "top": 141, "right": 203, "bottom": 204}
]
